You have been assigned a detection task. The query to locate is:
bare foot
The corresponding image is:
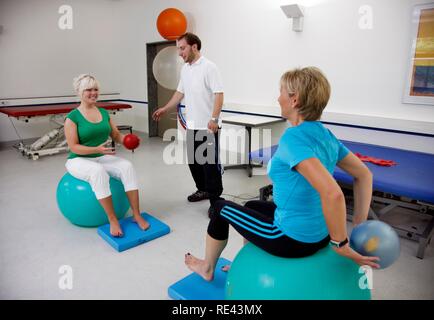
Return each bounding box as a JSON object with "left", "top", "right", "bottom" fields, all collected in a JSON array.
[
  {"left": 184, "top": 253, "right": 214, "bottom": 281},
  {"left": 133, "top": 214, "right": 150, "bottom": 231},
  {"left": 109, "top": 220, "right": 123, "bottom": 237},
  {"left": 221, "top": 264, "right": 231, "bottom": 272}
]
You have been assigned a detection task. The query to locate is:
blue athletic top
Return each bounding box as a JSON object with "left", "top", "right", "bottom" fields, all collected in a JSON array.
[{"left": 267, "top": 121, "right": 350, "bottom": 243}]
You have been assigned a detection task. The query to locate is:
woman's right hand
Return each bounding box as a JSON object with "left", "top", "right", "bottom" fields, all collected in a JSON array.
[
  {"left": 333, "top": 244, "right": 380, "bottom": 269},
  {"left": 95, "top": 143, "right": 116, "bottom": 155}
]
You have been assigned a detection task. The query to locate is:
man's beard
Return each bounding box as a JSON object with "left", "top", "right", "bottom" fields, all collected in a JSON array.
[{"left": 186, "top": 52, "right": 195, "bottom": 63}]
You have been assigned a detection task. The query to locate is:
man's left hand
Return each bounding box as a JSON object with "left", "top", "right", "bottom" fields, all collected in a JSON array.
[{"left": 208, "top": 120, "right": 219, "bottom": 133}]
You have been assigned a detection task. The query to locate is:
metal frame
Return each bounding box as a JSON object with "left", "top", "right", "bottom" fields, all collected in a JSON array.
[
  {"left": 223, "top": 126, "right": 262, "bottom": 177},
  {"left": 222, "top": 116, "right": 285, "bottom": 177},
  {"left": 354, "top": 188, "right": 434, "bottom": 259}
]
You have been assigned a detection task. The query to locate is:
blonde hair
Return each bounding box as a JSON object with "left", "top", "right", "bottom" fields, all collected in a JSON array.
[
  {"left": 73, "top": 74, "right": 100, "bottom": 97},
  {"left": 280, "top": 67, "right": 331, "bottom": 121}
]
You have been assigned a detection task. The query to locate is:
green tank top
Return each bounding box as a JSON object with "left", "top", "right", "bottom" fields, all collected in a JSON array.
[{"left": 66, "top": 107, "right": 112, "bottom": 159}]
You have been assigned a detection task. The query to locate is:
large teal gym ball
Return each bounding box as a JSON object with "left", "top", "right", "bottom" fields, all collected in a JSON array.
[
  {"left": 56, "top": 173, "right": 129, "bottom": 227},
  {"left": 225, "top": 243, "right": 371, "bottom": 300}
]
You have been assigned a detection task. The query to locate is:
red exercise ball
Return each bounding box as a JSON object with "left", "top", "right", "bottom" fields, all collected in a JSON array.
[
  {"left": 156, "top": 8, "right": 187, "bottom": 40},
  {"left": 123, "top": 134, "right": 140, "bottom": 150}
]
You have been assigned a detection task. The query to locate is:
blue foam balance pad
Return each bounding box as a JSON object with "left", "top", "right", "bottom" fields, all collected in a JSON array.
[
  {"left": 168, "top": 257, "right": 231, "bottom": 300},
  {"left": 97, "top": 212, "right": 170, "bottom": 252}
]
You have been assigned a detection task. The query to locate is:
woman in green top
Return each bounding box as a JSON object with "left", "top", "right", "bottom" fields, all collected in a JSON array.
[{"left": 64, "top": 74, "right": 149, "bottom": 237}]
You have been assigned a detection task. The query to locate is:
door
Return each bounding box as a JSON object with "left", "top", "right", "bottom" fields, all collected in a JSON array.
[{"left": 146, "top": 40, "right": 178, "bottom": 138}]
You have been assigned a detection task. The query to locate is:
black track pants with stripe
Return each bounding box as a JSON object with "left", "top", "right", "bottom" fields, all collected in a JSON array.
[{"left": 208, "top": 200, "right": 329, "bottom": 258}]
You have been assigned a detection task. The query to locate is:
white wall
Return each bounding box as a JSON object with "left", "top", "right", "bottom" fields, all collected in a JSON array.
[
  {"left": 0, "top": 0, "right": 122, "bottom": 98},
  {"left": 0, "top": 0, "right": 124, "bottom": 141},
  {"left": 116, "top": 0, "right": 434, "bottom": 152},
  {"left": 190, "top": 0, "right": 434, "bottom": 122},
  {"left": 116, "top": 0, "right": 434, "bottom": 121},
  {"left": 1, "top": 0, "right": 433, "bottom": 153},
  {"left": 219, "top": 103, "right": 434, "bottom": 153}
]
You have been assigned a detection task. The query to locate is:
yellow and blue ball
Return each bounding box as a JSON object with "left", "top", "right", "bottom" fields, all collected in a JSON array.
[{"left": 350, "top": 220, "right": 400, "bottom": 269}]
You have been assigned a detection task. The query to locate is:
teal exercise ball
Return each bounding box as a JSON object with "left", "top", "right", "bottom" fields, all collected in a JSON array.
[
  {"left": 350, "top": 220, "right": 400, "bottom": 269},
  {"left": 56, "top": 173, "right": 129, "bottom": 227},
  {"left": 225, "top": 243, "right": 371, "bottom": 300}
]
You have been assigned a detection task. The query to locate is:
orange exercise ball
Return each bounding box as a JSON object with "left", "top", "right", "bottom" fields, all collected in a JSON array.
[{"left": 156, "top": 8, "right": 187, "bottom": 40}]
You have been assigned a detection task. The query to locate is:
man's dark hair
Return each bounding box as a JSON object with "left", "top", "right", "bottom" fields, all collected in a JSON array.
[{"left": 177, "top": 32, "right": 201, "bottom": 51}]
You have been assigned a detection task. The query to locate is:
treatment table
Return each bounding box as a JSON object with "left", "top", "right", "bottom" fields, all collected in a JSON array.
[
  {"left": 254, "top": 140, "right": 434, "bottom": 259},
  {"left": 0, "top": 102, "right": 131, "bottom": 160}
]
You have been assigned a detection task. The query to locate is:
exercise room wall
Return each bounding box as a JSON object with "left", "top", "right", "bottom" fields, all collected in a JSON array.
[
  {"left": 183, "top": 0, "right": 434, "bottom": 123},
  {"left": 119, "top": 0, "right": 433, "bottom": 152},
  {"left": 0, "top": 0, "right": 123, "bottom": 142}
]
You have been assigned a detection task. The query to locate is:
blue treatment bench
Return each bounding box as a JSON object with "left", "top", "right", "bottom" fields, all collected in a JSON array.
[{"left": 252, "top": 140, "right": 434, "bottom": 259}]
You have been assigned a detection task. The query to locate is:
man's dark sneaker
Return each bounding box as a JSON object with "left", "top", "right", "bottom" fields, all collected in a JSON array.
[{"left": 187, "top": 190, "right": 210, "bottom": 202}]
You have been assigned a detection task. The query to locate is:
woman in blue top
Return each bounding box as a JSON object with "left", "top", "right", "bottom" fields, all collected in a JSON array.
[{"left": 185, "top": 67, "right": 380, "bottom": 281}]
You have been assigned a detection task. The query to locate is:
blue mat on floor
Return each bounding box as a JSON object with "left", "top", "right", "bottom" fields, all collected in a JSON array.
[
  {"left": 97, "top": 212, "right": 170, "bottom": 252},
  {"left": 168, "top": 257, "right": 231, "bottom": 300}
]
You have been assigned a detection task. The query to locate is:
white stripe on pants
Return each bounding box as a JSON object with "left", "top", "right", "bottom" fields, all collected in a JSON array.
[{"left": 65, "top": 155, "right": 139, "bottom": 200}]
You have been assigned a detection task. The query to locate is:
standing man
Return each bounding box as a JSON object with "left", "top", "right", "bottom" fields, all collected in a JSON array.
[{"left": 152, "top": 32, "right": 224, "bottom": 214}]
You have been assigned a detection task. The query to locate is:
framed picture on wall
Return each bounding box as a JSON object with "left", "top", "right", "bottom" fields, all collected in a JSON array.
[{"left": 403, "top": 3, "right": 434, "bottom": 105}]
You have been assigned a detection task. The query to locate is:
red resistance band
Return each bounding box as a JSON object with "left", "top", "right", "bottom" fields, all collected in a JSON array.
[{"left": 355, "top": 153, "right": 397, "bottom": 167}]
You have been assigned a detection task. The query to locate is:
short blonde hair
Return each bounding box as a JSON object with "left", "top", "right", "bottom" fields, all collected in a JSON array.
[
  {"left": 73, "top": 74, "right": 100, "bottom": 96},
  {"left": 280, "top": 67, "right": 330, "bottom": 121}
]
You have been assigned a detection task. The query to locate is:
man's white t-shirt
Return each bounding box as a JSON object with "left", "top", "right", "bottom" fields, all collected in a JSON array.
[{"left": 177, "top": 56, "right": 223, "bottom": 130}]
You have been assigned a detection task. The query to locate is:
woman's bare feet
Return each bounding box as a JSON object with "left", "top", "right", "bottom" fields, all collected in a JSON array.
[
  {"left": 133, "top": 214, "right": 150, "bottom": 231},
  {"left": 109, "top": 219, "right": 123, "bottom": 237},
  {"left": 184, "top": 253, "right": 214, "bottom": 281}
]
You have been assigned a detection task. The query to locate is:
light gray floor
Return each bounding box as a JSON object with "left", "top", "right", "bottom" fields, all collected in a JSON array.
[{"left": 0, "top": 133, "right": 433, "bottom": 300}]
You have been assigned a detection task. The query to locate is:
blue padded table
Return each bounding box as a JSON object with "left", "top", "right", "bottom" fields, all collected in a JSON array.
[
  {"left": 253, "top": 140, "right": 434, "bottom": 259},
  {"left": 98, "top": 212, "right": 170, "bottom": 252},
  {"left": 168, "top": 258, "right": 231, "bottom": 300},
  {"left": 335, "top": 141, "right": 434, "bottom": 205}
]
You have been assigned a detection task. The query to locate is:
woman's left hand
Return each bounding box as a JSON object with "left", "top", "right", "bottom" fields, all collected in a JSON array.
[{"left": 333, "top": 244, "right": 381, "bottom": 269}]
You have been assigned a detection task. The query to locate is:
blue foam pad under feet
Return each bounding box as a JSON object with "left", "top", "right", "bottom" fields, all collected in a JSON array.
[
  {"left": 168, "top": 257, "right": 231, "bottom": 300},
  {"left": 97, "top": 212, "right": 170, "bottom": 252}
]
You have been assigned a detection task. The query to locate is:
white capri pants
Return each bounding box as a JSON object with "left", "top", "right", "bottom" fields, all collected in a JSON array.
[{"left": 65, "top": 155, "right": 139, "bottom": 200}]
